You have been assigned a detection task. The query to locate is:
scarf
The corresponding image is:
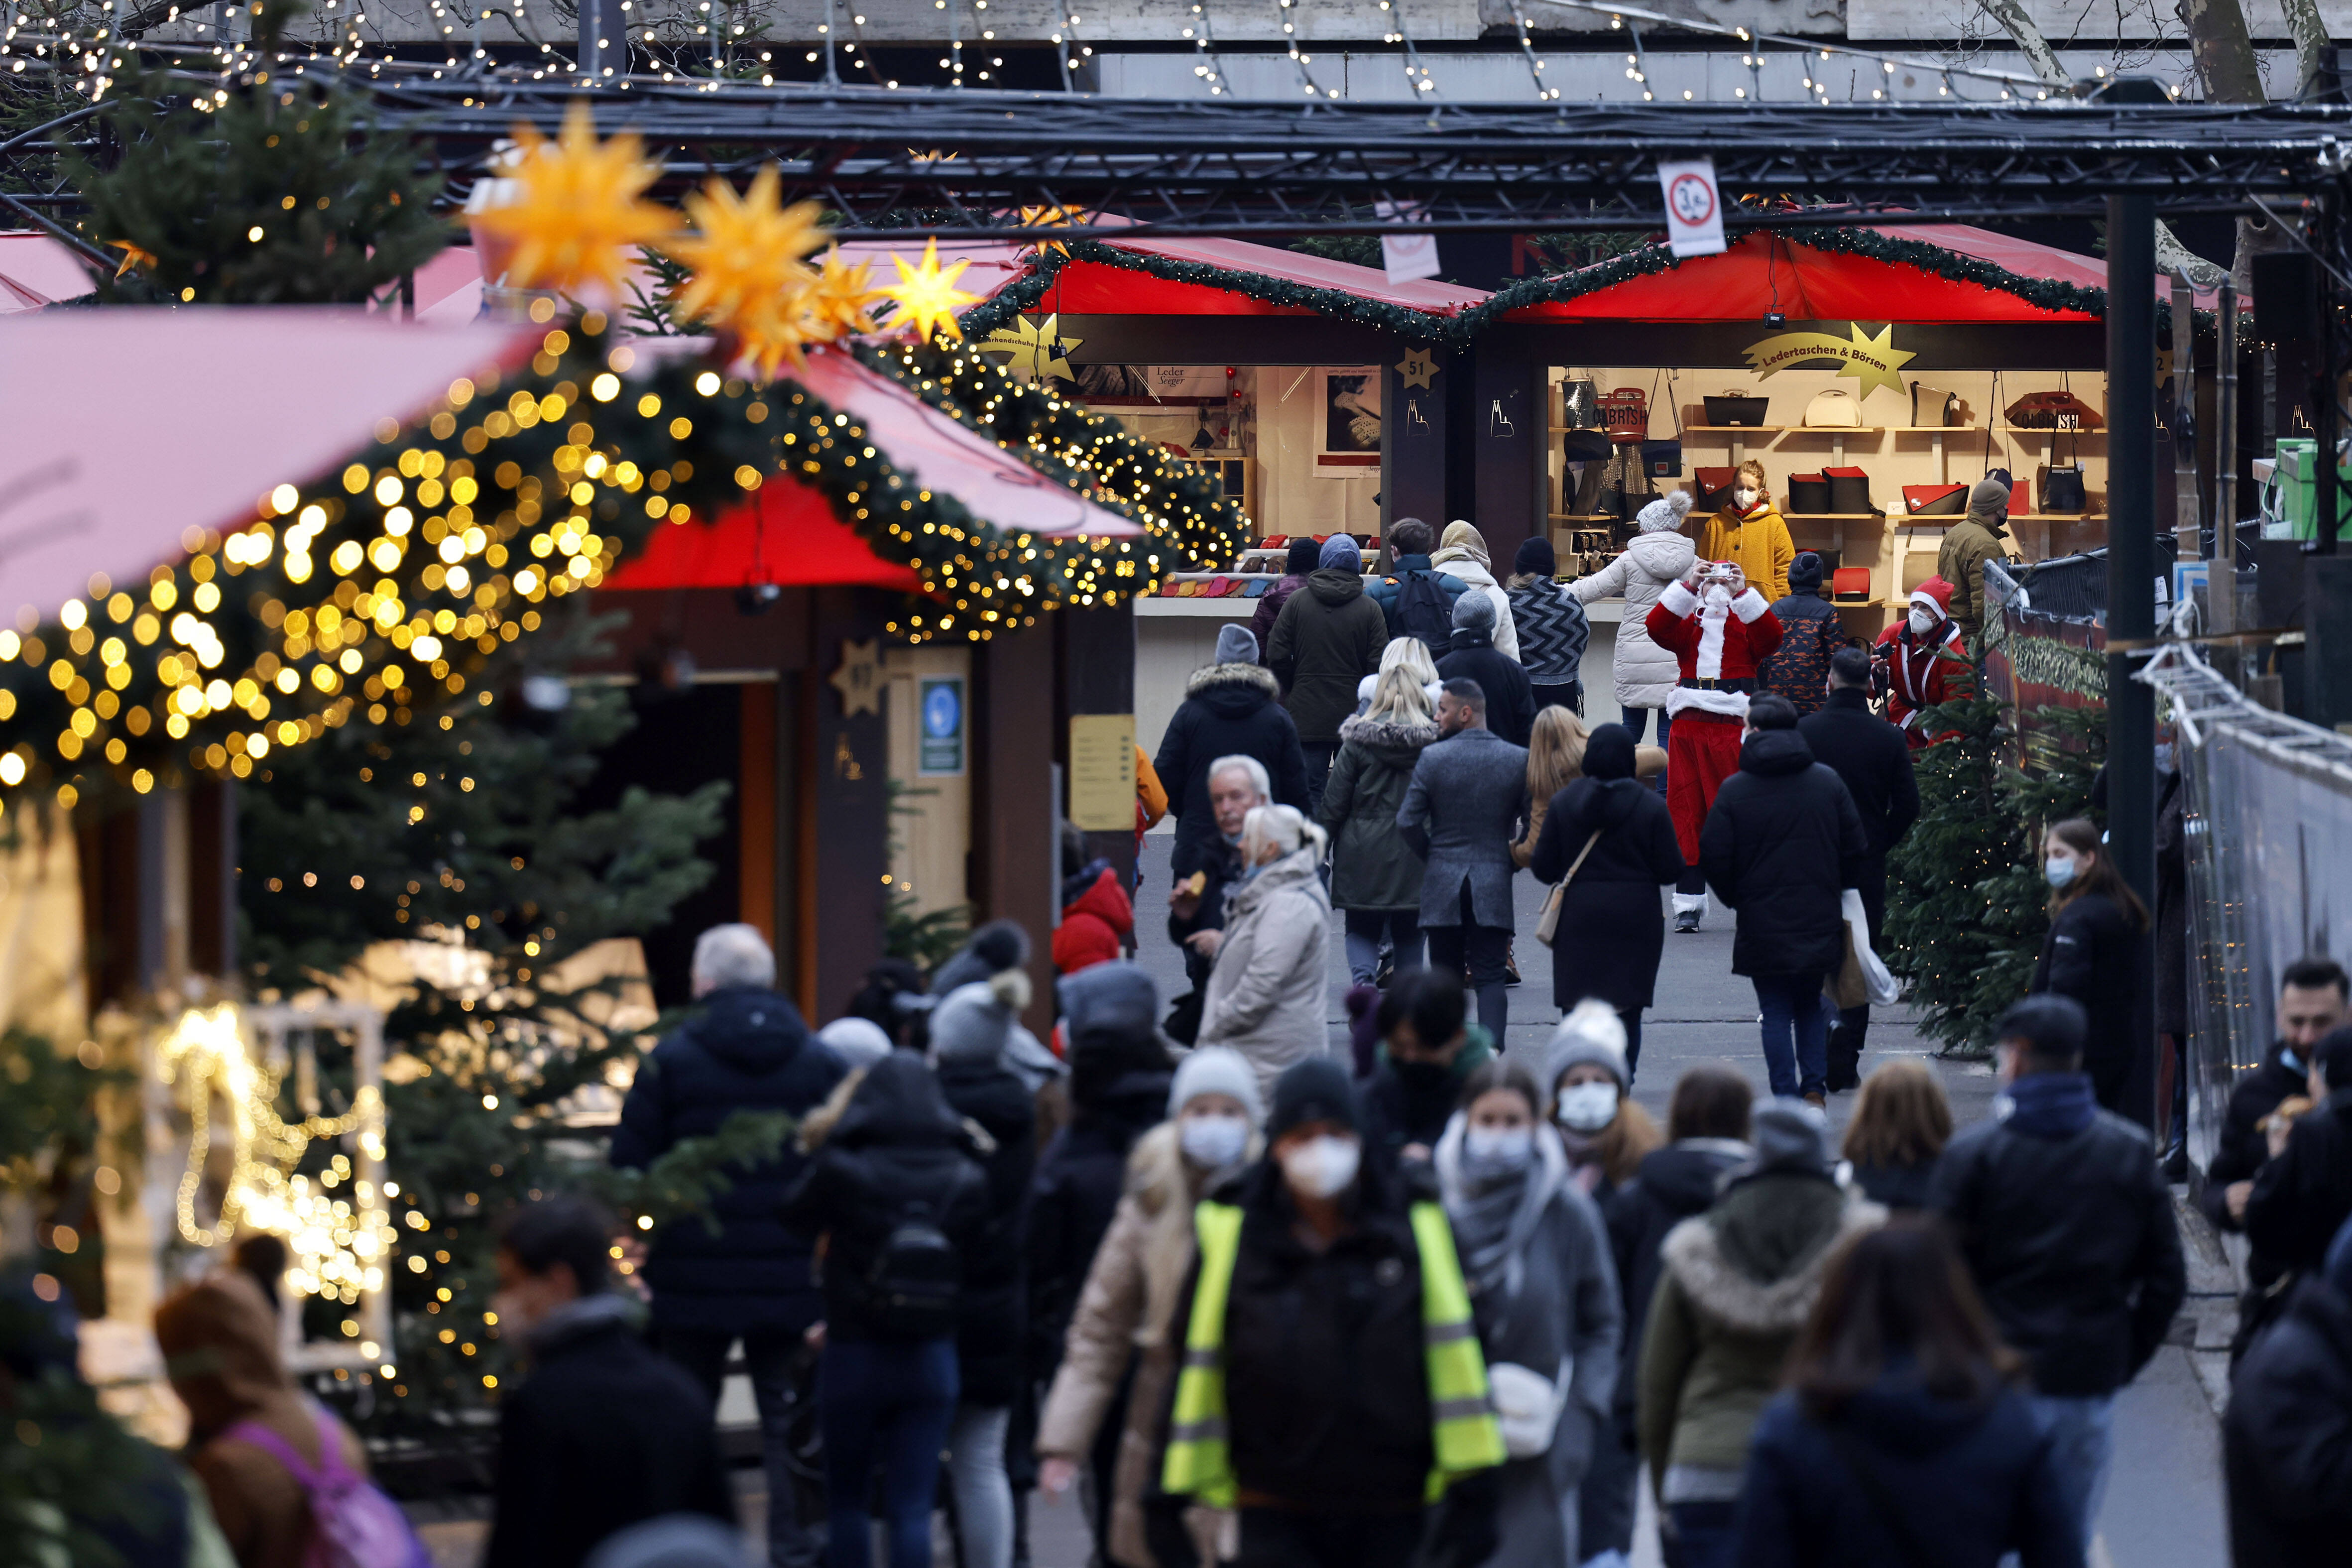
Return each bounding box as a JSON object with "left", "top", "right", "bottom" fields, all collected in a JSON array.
[
  {"left": 1433, "top": 1114, "right": 1568, "bottom": 1300},
  {"left": 1998, "top": 1071, "right": 2098, "bottom": 1139}
]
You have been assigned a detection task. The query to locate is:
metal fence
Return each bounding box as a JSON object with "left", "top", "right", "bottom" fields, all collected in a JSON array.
[{"left": 2140, "top": 643, "right": 2352, "bottom": 1173}]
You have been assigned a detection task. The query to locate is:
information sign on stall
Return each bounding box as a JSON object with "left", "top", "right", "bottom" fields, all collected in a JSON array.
[{"left": 918, "top": 675, "right": 966, "bottom": 776}]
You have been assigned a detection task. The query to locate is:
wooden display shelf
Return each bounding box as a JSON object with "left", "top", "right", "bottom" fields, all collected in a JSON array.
[
  {"left": 2014, "top": 512, "right": 2110, "bottom": 521},
  {"left": 1782, "top": 512, "right": 1888, "bottom": 521},
  {"left": 1547, "top": 512, "right": 1627, "bottom": 522},
  {"left": 1684, "top": 425, "right": 1980, "bottom": 434},
  {"left": 2002, "top": 426, "right": 2108, "bottom": 436}
]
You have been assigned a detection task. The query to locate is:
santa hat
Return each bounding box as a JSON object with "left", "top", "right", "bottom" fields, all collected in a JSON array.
[{"left": 1909, "top": 578, "right": 1955, "bottom": 620}]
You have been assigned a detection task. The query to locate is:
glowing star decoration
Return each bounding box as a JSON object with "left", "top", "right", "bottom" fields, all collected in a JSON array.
[
  {"left": 470, "top": 103, "right": 678, "bottom": 299},
  {"left": 808, "top": 246, "right": 885, "bottom": 339},
  {"left": 877, "top": 241, "right": 980, "bottom": 344},
  {"left": 981, "top": 314, "right": 1081, "bottom": 382},
  {"left": 1016, "top": 205, "right": 1086, "bottom": 255},
  {"left": 663, "top": 166, "right": 828, "bottom": 377},
  {"left": 109, "top": 240, "right": 157, "bottom": 278}
]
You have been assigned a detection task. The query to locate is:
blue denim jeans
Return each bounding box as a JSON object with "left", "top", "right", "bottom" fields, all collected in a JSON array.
[
  {"left": 820, "top": 1335, "right": 960, "bottom": 1568},
  {"left": 2028, "top": 1392, "right": 2116, "bottom": 1553},
  {"left": 1754, "top": 971, "right": 1830, "bottom": 1099},
  {"left": 1663, "top": 1501, "right": 1740, "bottom": 1568}
]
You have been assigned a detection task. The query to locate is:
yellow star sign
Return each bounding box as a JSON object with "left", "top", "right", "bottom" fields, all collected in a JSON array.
[
  {"left": 472, "top": 102, "right": 679, "bottom": 299},
  {"left": 878, "top": 240, "right": 980, "bottom": 344},
  {"left": 1742, "top": 322, "right": 1917, "bottom": 401},
  {"left": 663, "top": 166, "right": 828, "bottom": 377},
  {"left": 1016, "top": 205, "right": 1085, "bottom": 255},
  {"left": 808, "top": 246, "right": 885, "bottom": 339},
  {"left": 830, "top": 638, "right": 884, "bottom": 716},
  {"left": 1396, "top": 349, "right": 1439, "bottom": 390},
  {"left": 981, "top": 314, "right": 1081, "bottom": 381}
]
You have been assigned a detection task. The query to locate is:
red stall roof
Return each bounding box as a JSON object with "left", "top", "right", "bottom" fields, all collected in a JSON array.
[{"left": 1500, "top": 226, "right": 2161, "bottom": 325}]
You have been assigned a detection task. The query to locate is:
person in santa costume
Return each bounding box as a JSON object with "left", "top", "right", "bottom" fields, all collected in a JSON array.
[
  {"left": 1875, "top": 576, "right": 1977, "bottom": 748},
  {"left": 1645, "top": 556, "right": 1783, "bottom": 933}
]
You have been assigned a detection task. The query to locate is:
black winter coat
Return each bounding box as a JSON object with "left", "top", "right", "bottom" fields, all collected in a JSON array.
[
  {"left": 1435, "top": 628, "right": 1535, "bottom": 748},
  {"left": 1527, "top": 776, "right": 1685, "bottom": 1013},
  {"left": 1153, "top": 662, "right": 1310, "bottom": 861},
  {"left": 1269, "top": 568, "right": 1389, "bottom": 744},
  {"left": 608, "top": 986, "right": 847, "bottom": 1335},
  {"left": 2245, "top": 1090, "right": 2352, "bottom": 1278},
  {"left": 1173, "top": 1156, "right": 1440, "bottom": 1508},
  {"left": 2028, "top": 892, "right": 2151, "bottom": 1113},
  {"left": 1026, "top": 1066, "right": 1172, "bottom": 1369},
  {"left": 776, "top": 1054, "right": 991, "bottom": 1343},
  {"left": 936, "top": 1057, "right": 1042, "bottom": 1407},
  {"left": 1927, "top": 1106, "right": 2186, "bottom": 1397},
  {"left": 1798, "top": 687, "right": 1919, "bottom": 863},
  {"left": 1605, "top": 1138, "right": 1749, "bottom": 1420},
  {"left": 2199, "top": 1045, "right": 2309, "bottom": 1279},
  {"left": 485, "top": 1312, "right": 735, "bottom": 1568},
  {"left": 1698, "top": 729, "right": 1868, "bottom": 979},
  {"left": 1736, "top": 1372, "right": 2081, "bottom": 1568},
  {"left": 1847, "top": 1158, "right": 1939, "bottom": 1211},
  {"left": 2224, "top": 1276, "right": 2352, "bottom": 1568}
]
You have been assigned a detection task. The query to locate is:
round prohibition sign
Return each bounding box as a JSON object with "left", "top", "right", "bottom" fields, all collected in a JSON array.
[{"left": 1667, "top": 172, "right": 1716, "bottom": 227}]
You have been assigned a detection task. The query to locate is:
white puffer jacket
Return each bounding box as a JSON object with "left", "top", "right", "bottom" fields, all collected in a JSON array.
[
  {"left": 1570, "top": 530, "right": 1697, "bottom": 710},
  {"left": 1429, "top": 552, "right": 1520, "bottom": 661}
]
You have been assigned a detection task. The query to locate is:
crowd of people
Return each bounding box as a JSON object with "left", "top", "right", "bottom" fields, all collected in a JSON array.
[{"left": 31, "top": 495, "right": 2352, "bottom": 1568}]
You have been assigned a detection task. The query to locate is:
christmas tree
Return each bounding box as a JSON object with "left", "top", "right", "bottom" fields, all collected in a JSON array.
[{"left": 1885, "top": 698, "right": 2106, "bottom": 1053}]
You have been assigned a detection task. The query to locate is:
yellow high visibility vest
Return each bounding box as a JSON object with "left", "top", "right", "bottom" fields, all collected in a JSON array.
[{"left": 1161, "top": 1198, "right": 1506, "bottom": 1507}]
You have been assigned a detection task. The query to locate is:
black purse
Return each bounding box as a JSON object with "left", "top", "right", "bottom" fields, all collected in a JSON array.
[{"left": 1640, "top": 369, "right": 1682, "bottom": 481}]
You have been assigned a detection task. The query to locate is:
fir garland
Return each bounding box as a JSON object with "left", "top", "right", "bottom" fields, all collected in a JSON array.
[{"left": 959, "top": 236, "right": 1460, "bottom": 344}]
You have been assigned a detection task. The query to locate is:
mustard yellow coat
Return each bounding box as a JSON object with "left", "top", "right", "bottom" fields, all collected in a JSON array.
[{"left": 1698, "top": 504, "right": 1795, "bottom": 606}]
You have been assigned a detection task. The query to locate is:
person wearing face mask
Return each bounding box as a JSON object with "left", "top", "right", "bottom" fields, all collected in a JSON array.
[
  {"left": 1874, "top": 577, "right": 1975, "bottom": 749},
  {"left": 1364, "top": 966, "right": 1496, "bottom": 1162},
  {"left": 1195, "top": 803, "right": 1336, "bottom": 1100},
  {"left": 1541, "top": 1001, "right": 1662, "bottom": 1203},
  {"left": 1432, "top": 1061, "right": 1623, "bottom": 1568},
  {"left": 2025, "top": 817, "right": 2151, "bottom": 1115},
  {"left": 1036, "top": 1047, "right": 1264, "bottom": 1568},
  {"left": 1162, "top": 1057, "right": 1507, "bottom": 1568},
  {"left": 1645, "top": 558, "right": 1782, "bottom": 935},
  {"left": 473, "top": 1196, "right": 735, "bottom": 1568},
  {"left": 1927, "top": 995, "right": 2184, "bottom": 1556},
  {"left": 1696, "top": 460, "right": 1793, "bottom": 607}
]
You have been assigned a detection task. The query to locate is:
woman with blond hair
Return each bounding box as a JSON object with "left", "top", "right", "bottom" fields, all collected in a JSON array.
[
  {"left": 1512, "top": 707, "right": 1666, "bottom": 870},
  {"left": 1321, "top": 637, "right": 1442, "bottom": 985},
  {"left": 1196, "top": 803, "right": 1335, "bottom": 1096},
  {"left": 1838, "top": 1057, "right": 1954, "bottom": 1210}
]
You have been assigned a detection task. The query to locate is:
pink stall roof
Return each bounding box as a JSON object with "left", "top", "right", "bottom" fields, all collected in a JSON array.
[
  {"left": 0, "top": 233, "right": 101, "bottom": 313},
  {"left": 0, "top": 308, "right": 539, "bottom": 622}
]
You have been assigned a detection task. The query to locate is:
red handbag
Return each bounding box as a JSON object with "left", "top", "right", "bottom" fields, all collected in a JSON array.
[
  {"left": 1833, "top": 567, "right": 1874, "bottom": 603},
  {"left": 2003, "top": 390, "right": 2105, "bottom": 430},
  {"left": 1600, "top": 387, "right": 1649, "bottom": 443},
  {"left": 1691, "top": 466, "right": 1739, "bottom": 512},
  {"left": 1902, "top": 483, "right": 1968, "bottom": 516}
]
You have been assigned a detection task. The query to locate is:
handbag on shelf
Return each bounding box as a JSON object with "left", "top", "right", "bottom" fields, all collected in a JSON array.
[
  {"left": 1561, "top": 376, "right": 1601, "bottom": 430},
  {"left": 1901, "top": 483, "right": 1968, "bottom": 516},
  {"left": 1703, "top": 392, "right": 1771, "bottom": 426},
  {"left": 1535, "top": 830, "right": 1604, "bottom": 948},
  {"left": 1601, "top": 387, "right": 1650, "bottom": 443},
  {"left": 2004, "top": 389, "right": 2105, "bottom": 430},
  {"left": 1910, "top": 381, "right": 1962, "bottom": 428},
  {"left": 2040, "top": 463, "right": 2088, "bottom": 513},
  {"left": 1825, "top": 467, "right": 1874, "bottom": 515},
  {"left": 1832, "top": 567, "right": 1874, "bottom": 603},
  {"left": 1804, "top": 388, "right": 1862, "bottom": 428},
  {"left": 1692, "top": 466, "right": 1740, "bottom": 512},
  {"left": 1787, "top": 473, "right": 1831, "bottom": 514},
  {"left": 1561, "top": 427, "right": 1615, "bottom": 462}
]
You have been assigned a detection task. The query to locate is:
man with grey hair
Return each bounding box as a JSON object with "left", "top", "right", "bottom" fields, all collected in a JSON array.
[
  {"left": 1167, "top": 753, "right": 1272, "bottom": 1014},
  {"left": 610, "top": 923, "right": 847, "bottom": 1568}
]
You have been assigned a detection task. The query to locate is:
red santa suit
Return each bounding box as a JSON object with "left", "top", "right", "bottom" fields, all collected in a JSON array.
[
  {"left": 1874, "top": 576, "right": 1975, "bottom": 748},
  {"left": 1646, "top": 577, "right": 1784, "bottom": 913}
]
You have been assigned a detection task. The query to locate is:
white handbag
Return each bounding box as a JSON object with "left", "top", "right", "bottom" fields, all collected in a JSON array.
[
  {"left": 1486, "top": 1359, "right": 1573, "bottom": 1459},
  {"left": 1804, "top": 388, "right": 1862, "bottom": 428},
  {"left": 1842, "top": 888, "right": 1901, "bottom": 1006}
]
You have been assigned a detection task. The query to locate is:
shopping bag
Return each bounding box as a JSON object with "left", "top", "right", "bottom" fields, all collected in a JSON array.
[{"left": 1842, "top": 888, "right": 1900, "bottom": 1006}]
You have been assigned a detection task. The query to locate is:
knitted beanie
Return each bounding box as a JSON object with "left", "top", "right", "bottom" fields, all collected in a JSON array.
[{"left": 1637, "top": 490, "right": 1696, "bottom": 534}]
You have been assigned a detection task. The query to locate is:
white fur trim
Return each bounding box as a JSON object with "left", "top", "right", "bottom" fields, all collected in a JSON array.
[
  {"left": 1665, "top": 686, "right": 1752, "bottom": 720},
  {"left": 1908, "top": 587, "right": 1944, "bottom": 615},
  {"left": 1659, "top": 578, "right": 1698, "bottom": 616},
  {"left": 1731, "top": 588, "right": 1769, "bottom": 623},
  {"left": 1695, "top": 601, "right": 1729, "bottom": 679}
]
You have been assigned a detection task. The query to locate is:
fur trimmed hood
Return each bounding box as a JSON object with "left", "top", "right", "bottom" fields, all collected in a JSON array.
[
  {"left": 1660, "top": 1191, "right": 1886, "bottom": 1335},
  {"left": 1338, "top": 712, "right": 1441, "bottom": 769},
  {"left": 1186, "top": 659, "right": 1280, "bottom": 701}
]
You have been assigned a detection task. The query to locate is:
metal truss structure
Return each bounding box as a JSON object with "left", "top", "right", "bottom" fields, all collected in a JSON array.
[{"left": 352, "top": 79, "right": 2352, "bottom": 239}]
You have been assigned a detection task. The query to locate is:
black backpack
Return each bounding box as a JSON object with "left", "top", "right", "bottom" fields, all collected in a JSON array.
[
  {"left": 1389, "top": 570, "right": 1454, "bottom": 655},
  {"left": 864, "top": 1201, "right": 962, "bottom": 1339}
]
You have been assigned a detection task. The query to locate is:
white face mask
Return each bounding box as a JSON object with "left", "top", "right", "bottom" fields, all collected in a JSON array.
[
  {"left": 1280, "top": 1134, "right": 1362, "bottom": 1200},
  {"left": 1554, "top": 1082, "right": 1621, "bottom": 1134},
  {"left": 1908, "top": 605, "right": 1937, "bottom": 635},
  {"left": 1462, "top": 1125, "right": 1536, "bottom": 1177},
  {"left": 2044, "top": 856, "right": 2078, "bottom": 889},
  {"left": 1733, "top": 487, "right": 1760, "bottom": 510},
  {"left": 1178, "top": 1112, "right": 1250, "bottom": 1170}
]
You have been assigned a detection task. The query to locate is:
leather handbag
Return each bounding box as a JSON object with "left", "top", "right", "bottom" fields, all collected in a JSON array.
[
  {"left": 1788, "top": 473, "right": 1831, "bottom": 513},
  {"left": 1825, "top": 466, "right": 1873, "bottom": 514},
  {"left": 1704, "top": 393, "right": 1771, "bottom": 426},
  {"left": 1910, "top": 381, "right": 1961, "bottom": 428},
  {"left": 1601, "top": 387, "right": 1649, "bottom": 442},
  {"left": 2040, "top": 463, "right": 2088, "bottom": 513},
  {"left": 1902, "top": 483, "right": 1967, "bottom": 516},
  {"left": 1692, "top": 466, "right": 1740, "bottom": 512},
  {"left": 1561, "top": 427, "right": 1615, "bottom": 462},
  {"left": 1642, "top": 439, "right": 1682, "bottom": 480},
  {"left": 1833, "top": 567, "right": 1874, "bottom": 603},
  {"left": 1561, "top": 376, "right": 1601, "bottom": 429},
  {"left": 1804, "top": 388, "right": 1862, "bottom": 428},
  {"left": 1535, "top": 830, "right": 1603, "bottom": 948},
  {"left": 2004, "top": 389, "right": 2105, "bottom": 430}
]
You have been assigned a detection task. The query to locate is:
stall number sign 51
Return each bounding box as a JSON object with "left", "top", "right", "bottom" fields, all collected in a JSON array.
[{"left": 1657, "top": 158, "right": 1727, "bottom": 259}]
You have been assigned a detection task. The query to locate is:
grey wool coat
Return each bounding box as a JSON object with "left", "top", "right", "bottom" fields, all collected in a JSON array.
[
  {"left": 1317, "top": 713, "right": 1441, "bottom": 912},
  {"left": 1396, "top": 725, "right": 1531, "bottom": 929}
]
